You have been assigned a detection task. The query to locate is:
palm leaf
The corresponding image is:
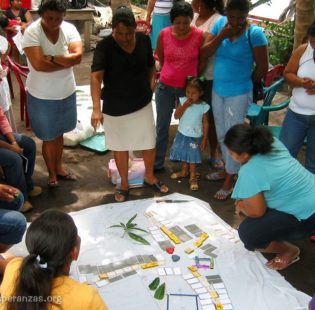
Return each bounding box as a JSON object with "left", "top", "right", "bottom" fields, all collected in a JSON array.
[
  {"left": 128, "top": 232, "right": 150, "bottom": 245},
  {"left": 126, "top": 214, "right": 137, "bottom": 227},
  {"left": 154, "top": 283, "right": 165, "bottom": 300},
  {"left": 131, "top": 227, "right": 149, "bottom": 234},
  {"left": 109, "top": 224, "right": 123, "bottom": 228}
]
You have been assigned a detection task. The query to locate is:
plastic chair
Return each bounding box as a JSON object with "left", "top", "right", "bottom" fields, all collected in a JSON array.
[
  {"left": 6, "top": 56, "right": 30, "bottom": 129},
  {"left": 247, "top": 78, "right": 285, "bottom": 126},
  {"left": 136, "top": 20, "right": 152, "bottom": 36}
]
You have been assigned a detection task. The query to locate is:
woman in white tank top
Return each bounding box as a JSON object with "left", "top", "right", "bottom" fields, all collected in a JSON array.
[{"left": 280, "top": 20, "right": 315, "bottom": 174}]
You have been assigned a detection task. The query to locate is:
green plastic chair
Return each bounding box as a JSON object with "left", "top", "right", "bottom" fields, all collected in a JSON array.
[{"left": 247, "top": 78, "right": 291, "bottom": 138}]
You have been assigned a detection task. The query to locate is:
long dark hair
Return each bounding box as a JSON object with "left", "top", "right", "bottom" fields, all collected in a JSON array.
[
  {"left": 226, "top": 0, "right": 250, "bottom": 14},
  {"left": 224, "top": 124, "right": 274, "bottom": 155},
  {"left": 8, "top": 210, "right": 78, "bottom": 310},
  {"left": 38, "top": 0, "right": 68, "bottom": 16}
]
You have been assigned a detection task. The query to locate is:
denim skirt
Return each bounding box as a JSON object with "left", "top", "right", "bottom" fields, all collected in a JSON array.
[
  {"left": 27, "top": 92, "right": 77, "bottom": 141},
  {"left": 170, "top": 131, "right": 202, "bottom": 164}
]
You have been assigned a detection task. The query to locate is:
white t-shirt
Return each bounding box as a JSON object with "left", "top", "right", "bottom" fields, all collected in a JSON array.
[
  {"left": 0, "top": 36, "right": 11, "bottom": 112},
  {"left": 22, "top": 19, "right": 81, "bottom": 100},
  {"left": 191, "top": 13, "right": 221, "bottom": 80},
  {"left": 290, "top": 43, "right": 315, "bottom": 115}
]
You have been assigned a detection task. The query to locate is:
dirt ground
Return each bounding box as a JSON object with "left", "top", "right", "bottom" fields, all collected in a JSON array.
[{"left": 11, "top": 50, "right": 315, "bottom": 298}]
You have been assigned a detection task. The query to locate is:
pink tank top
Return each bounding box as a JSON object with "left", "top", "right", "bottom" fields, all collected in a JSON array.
[{"left": 159, "top": 26, "right": 203, "bottom": 88}]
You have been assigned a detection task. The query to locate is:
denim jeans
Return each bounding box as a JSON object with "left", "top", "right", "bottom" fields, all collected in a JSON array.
[
  {"left": 0, "top": 193, "right": 27, "bottom": 244},
  {"left": 154, "top": 82, "right": 185, "bottom": 169},
  {"left": 239, "top": 208, "right": 315, "bottom": 251},
  {"left": 212, "top": 90, "right": 252, "bottom": 174},
  {"left": 280, "top": 109, "right": 315, "bottom": 174},
  {"left": 0, "top": 133, "right": 36, "bottom": 200}
]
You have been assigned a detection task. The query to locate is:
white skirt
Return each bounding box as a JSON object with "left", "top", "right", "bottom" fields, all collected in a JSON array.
[{"left": 103, "top": 103, "right": 156, "bottom": 151}]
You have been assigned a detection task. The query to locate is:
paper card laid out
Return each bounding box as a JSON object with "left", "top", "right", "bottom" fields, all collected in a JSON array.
[{"left": 191, "top": 283, "right": 203, "bottom": 290}]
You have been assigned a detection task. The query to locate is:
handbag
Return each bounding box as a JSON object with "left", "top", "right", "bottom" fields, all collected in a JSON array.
[{"left": 248, "top": 27, "right": 264, "bottom": 103}]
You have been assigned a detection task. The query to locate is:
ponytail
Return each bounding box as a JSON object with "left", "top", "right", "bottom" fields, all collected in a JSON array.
[
  {"left": 8, "top": 210, "right": 78, "bottom": 310},
  {"left": 224, "top": 124, "right": 274, "bottom": 155}
]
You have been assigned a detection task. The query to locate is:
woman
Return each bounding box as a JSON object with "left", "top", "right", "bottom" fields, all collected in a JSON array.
[
  {"left": 91, "top": 7, "right": 168, "bottom": 202},
  {"left": 0, "top": 184, "right": 26, "bottom": 275},
  {"left": 0, "top": 106, "right": 41, "bottom": 213},
  {"left": 154, "top": 1, "right": 206, "bottom": 171},
  {"left": 0, "top": 210, "right": 108, "bottom": 309},
  {"left": 22, "top": 0, "right": 82, "bottom": 187},
  {"left": 202, "top": 0, "right": 268, "bottom": 200},
  {"left": 280, "top": 21, "right": 315, "bottom": 175},
  {"left": 146, "top": 0, "right": 172, "bottom": 49},
  {"left": 225, "top": 124, "right": 315, "bottom": 270},
  {"left": 5, "top": 0, "right": 33, "bottom": 31},
  {"left": 191, "top": 0, "right": 224, "bottom": 170}
]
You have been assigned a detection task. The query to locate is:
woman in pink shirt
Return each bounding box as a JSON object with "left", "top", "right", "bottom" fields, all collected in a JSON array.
[
  {"left": 0, "top": 106, "right": 41, "bottom": 212},
  {"left": 154, "top": 1, "right": 206, "bottom": 171}
]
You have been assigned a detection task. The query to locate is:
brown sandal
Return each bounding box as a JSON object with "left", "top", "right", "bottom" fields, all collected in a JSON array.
[{"left": 189, "top": 178, "right": 199, "bottom": 191}]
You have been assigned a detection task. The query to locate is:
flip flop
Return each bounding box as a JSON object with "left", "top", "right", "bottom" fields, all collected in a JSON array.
[
  {"left": 47, "top": 179, "right": 59, "bottom": 188},
  {"left": 114, "top": 189, "right": 129, "bottom": 202},
  {"left": 189, "top": 178, "right": 199, "bottom": 191},
  {"left": 144, "top": 180, "right": 169, "bottom": 193},
  {"left": 206, "top": 172, "right": 225, "bottom": 181},
  {"left": 266, "top": 255, "right": 300, "bottom": 270},
  {"left": 208, "top": 158, "right": 225, "bottom": 170},
  {"left": 170, "top": 171, "right": 189, "bottom": 179},
  {"left": 214, "top": 188, "right": 233, "bottom": 201},
  {"left": 57, "top": 171, "right": 77, "bottom": 181}
]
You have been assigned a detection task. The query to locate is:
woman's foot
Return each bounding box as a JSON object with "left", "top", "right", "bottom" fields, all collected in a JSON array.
[
  {"left": 214, "top": 188, "right": 233, "bottom": 201},
  {"left": 266, "top": 244, "right": 300, "bottom": 270},
  {"left": 206, "top": 171, "right": 225, "bottom": 181},
  {"left": 114, "top": 189, "right": 129, "bottom": 202},
  {"left": 57, "top": 170, "right": 77, "bottom": 181},
  {"left": 208, "top": 158, "right": 224, "bottom": 170},
  {"left": 144, "top": 178, "right": 169, "bottom": 193},
  {"left": 28, "top": 186, "right": 42, "bottom": 197}
]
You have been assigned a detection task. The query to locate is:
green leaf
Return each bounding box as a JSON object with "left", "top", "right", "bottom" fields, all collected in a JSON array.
[
  {"left": 127, "top": 232, "right": 150, "bottom": 245},
  {"left": 127, "top": 223, "right": 137, "bottom": 229},
  {"left": 109, "top": 224, "right": 123, "bottom": 228},
  {"left": 154, "top": 283, "right": 165, "bottom": 300},
  {"left": 120, "top": 222, "right": 126, "bottom": 228},
  {"left": 126, "top": 214, "right": 137, "bottom": 227},
  {"left": 149, "top": 277, "right": 160, "bottom": 290},
  {"left": 130, "top": 227, "right": 149, "bottom": 234}
]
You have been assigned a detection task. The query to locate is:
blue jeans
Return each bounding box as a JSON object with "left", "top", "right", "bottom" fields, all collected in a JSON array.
[
  {"left": 280, "top": 109, "right": 315, "bottom": 174},
  {"left": 0, "top": 133, "right": 36, "bottom": 200},
  {"left": 212, "top": 90, "right": 252, "bottom": 174},
  {"left": 154, "top": 82, "right": 185, "bottom": 169},
  {"left": 239, "top": 208, "right": 315, "bottom": 251},
  {"left": 0, "top": 193, "right": 26, "bottom": 244}
]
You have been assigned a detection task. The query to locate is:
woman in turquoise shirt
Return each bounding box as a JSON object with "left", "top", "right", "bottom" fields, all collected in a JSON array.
[
  {"left": 224, "top": 124, "right": 315, "bottom": 270},
  {"left": 201, "top": 0, "right": 268, "bottom": 200}
]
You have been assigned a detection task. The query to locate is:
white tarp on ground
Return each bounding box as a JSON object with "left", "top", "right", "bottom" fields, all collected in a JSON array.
[{"left": 11, "top": 193, "right": 311, "bottom": 310}]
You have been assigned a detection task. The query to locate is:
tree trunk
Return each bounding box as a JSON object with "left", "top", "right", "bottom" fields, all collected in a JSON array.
[{"left": 294, "top": 0, "right": 315, "bottom": 50}]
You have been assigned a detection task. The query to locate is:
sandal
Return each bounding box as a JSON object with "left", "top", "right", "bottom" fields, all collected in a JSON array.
[
  {"left": 214, "top": 188, "right": 233, "bottom": 201},
  {"left": 170, "top": 170, "right": 189, "bottom": 179},
  {"left": 57, "top": 171, "right": 77, "bottom": 181},
  {"left": 144, "top": 180, "right": 169, "bottom": 193},
  {"left": 205, "top": 172, "right": 225, "bottom": 181},
  {"left": 114, "top": 189, "right": 129, "bottom": 202},
  {"left": 189, "top": 178, "right": 199, "bottom": 191},
  {"left": 47, "top": 179, "right": 59, "bottom": 188},
  {"left": 208, "top": 158, "right": 224, "bottom": 170},
  {"left": 266, "top": 255, "right": 300, "bottom": 271}
]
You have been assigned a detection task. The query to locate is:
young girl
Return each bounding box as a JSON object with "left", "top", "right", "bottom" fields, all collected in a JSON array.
[
  {"left": 170, "top": 76, "right": 209, "bottom": 190},
  {"left": 0, "top": 210, "right": 108, "bottom": 310}
]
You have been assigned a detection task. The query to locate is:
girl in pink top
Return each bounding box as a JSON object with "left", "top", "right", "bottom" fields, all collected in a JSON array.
[{"left": 154, "top": 1, "right": 205, "bottom": 170}]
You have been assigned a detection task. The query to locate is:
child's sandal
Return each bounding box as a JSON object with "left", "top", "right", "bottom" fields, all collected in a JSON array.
[
  {"left": 189, "top": 178, "right": 199, "bottom": 191},
  {"left": 170, "top": 170, "right": 189, "bottom": 179}
]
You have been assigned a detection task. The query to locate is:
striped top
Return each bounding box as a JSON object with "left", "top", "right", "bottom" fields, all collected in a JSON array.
[{"left": 154, "top": 0, "right": 173, "bottom": 14}]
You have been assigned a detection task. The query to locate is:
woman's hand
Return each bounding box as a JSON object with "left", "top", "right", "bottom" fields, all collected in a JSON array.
[
  {"left": 200, "top": 138, "right": 207, "bottom": 151},
  {"left": 235, "top": 200, "right": 245, "bottom": 216},
  {"left": 91, "top": 110, "right": 103, "bottom": 131},
  {"left": 0, "top": 184, "right": 20, "bottom": 202},
  {"left": 10, "top": 143, "right": 23, "bottom": 154},
  {"left": 218, "top": 23, "right": 238, "bottom": 40}
]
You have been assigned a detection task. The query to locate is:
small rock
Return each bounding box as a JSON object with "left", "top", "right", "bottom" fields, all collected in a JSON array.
[{"left": 172, "top": 254, "right": 180, "bottom": 262}]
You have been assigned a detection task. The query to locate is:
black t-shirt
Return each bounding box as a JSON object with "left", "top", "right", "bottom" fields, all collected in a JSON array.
[
  {"left": 5, "top": 8, "right": 28, "bottom": 23},
  {"left": 91, "top": 32, "right": 155, "bottom": 116}
]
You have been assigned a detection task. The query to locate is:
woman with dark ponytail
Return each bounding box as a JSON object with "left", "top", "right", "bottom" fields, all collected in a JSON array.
[
  {"left": 0, "top": 210, "right": 107, "bottom": 310},
  {"left": 224, "top": 124, "right": 315, "bottom": 270}
]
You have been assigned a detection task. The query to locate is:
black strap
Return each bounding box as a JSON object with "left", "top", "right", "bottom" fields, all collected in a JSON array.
[{"left": 247, "top": 25, "right": 253, "bottom": 51}]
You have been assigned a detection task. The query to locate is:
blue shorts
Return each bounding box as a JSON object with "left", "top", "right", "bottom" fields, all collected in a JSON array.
[{"left": 27, "top": 92, "right": 77, "bottom": 141}]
